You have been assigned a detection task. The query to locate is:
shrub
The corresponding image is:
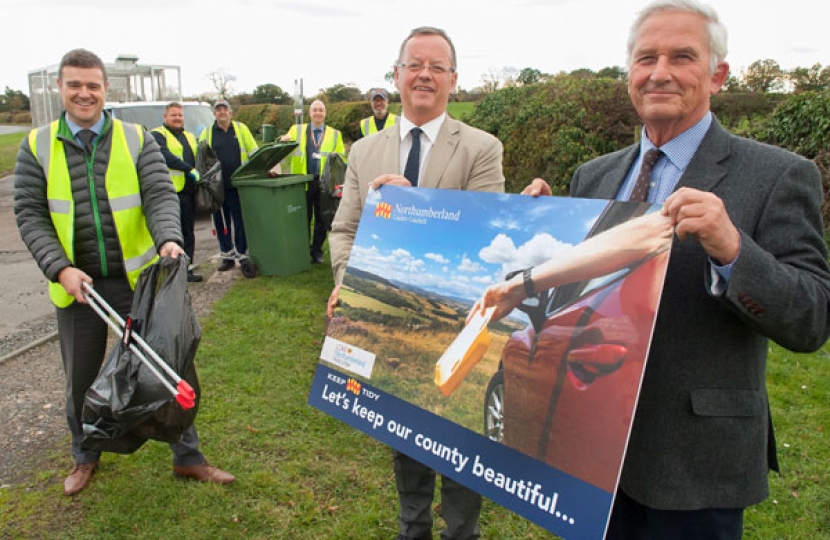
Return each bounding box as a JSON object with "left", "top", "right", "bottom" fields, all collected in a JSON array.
[
  {"left": 467, "top": 76, "right": 640, "bottom": 194},
  {"left": 711, "top": 92, "right": 786, "bottom": 130},
  {"left": 757, "top": 91, "right": 830, "bottom": 231}
]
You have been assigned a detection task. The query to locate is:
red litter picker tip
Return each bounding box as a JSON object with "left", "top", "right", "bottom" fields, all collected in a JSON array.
[{"left": 82, "top": 282, "right": 196, "bottom": 410}]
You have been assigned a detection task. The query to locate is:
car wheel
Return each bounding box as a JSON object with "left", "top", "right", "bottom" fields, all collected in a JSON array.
[{"left": 484, "top": 369, "right": 505, "bottom": 443}]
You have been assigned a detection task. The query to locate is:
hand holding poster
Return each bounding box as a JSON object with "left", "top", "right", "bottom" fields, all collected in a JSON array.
[{"left": 309, "top": 186, "right": 671, "bottom": 540}]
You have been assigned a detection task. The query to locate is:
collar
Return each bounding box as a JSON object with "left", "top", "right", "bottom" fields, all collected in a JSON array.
[
  {"left": 399, "top": 112, "right": 445, "bottom": 144},
  {"left": 65, "top": 114, "right": 106, "bottom": 138},
  {"left": 163, "top": 123, "right": 185, "bottom": 136},
  {"left": 641, "top": 112, "right": 712, "bottom": 171}
]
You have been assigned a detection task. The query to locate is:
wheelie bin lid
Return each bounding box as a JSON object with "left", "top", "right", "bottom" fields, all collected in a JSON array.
[{"left": 232, "top": 142, "right": 313, "bottom": 187}]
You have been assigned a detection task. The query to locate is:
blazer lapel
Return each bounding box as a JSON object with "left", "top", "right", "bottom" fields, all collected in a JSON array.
[
  {"left": 421, "top": 118, "right": 460, "bottom": 189},
  {"left": 593, "top": 145, "right": 639, "bottom": 200},
  {"left": 675, "top": 118, "right": 730, "bottom": 194},
  {"left": 378, "top": 125, "right": 401, "bottom": 175}
]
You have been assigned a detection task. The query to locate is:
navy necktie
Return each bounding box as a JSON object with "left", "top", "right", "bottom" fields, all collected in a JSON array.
[
  {"left": 404, "top": 127, "right": 423, "bottom": 186},
  {"left": 628, "top": 148, "right": 663, "bottom": 202}
]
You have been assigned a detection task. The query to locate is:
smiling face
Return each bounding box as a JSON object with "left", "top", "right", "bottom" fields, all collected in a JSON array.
[
  {"left": 213, "top": 104, "right": 232, "bottom": 128},
  {"left": 57, "top": 65, "right": 108, "bottom": 128},
  {"left": 394, "top": 33, "right": 458, "bottom": 126},
  {"left": 627, "top": 10, "right": 728, "bottom": 145},
  {"left": 372, "top": 96, "right": 388, "bottom": 118},
  {"left": 309, "top": 100, "right": 326, "bottom": 127},
  {"left": 163, "top": 105, "right": 185, "bottom": 130}
]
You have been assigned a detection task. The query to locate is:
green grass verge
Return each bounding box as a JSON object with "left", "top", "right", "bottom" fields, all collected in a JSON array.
[
  {"left": 0, "top": 202, "right": 826, "bottom": 539},
  {"left": 0, "top": 131, "right": 27, "bottom": 176}
]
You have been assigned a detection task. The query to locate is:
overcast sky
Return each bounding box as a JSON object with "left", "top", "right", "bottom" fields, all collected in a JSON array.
[{"left": 2, "top": 0, "right": 828, "bottom": 99}]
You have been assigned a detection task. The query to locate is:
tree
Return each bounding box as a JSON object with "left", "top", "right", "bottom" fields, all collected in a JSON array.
[
  {"left": 251, "top": 83, "right": 291, "bottom": 104},
  {"left": 742, "top": 59, "right": 784, "bottom": 93},
  {"left": 596, "top": 66, "right": 627, "bottom": 81},
  {"left": 479, "top": 67, "right": 518, "bottom": 94},
  {"left": 1, "top": 87, "right": 29, "bottom": 112},
  {"left": 207, "top": 69, "right": 236, "bottom": 99},
  {"left": 788, "top": 63, "right": 830, "bottom": 93},
  {"left": 569, "top": 68, "right": 596, "bottom": 79},
  {"left": 516, "top": 68, "right": 543, "bottom": 86},
  {"left": 320, "top": 84, "right": 362, "bottom": 103},
  {"left": 722, "top": 74, "right": 748, "bottom": 93}
]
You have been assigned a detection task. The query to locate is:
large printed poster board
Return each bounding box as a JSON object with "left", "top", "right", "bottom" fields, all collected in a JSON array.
[{"left": 308, "top": 186, "right": 671, "bottom": 540}]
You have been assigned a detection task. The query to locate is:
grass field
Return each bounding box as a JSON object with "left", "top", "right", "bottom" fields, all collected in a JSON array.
[
  {"left": 0, "top": 130, "right": 27, "bottom": 176},
  {"left": 0, "top": 260, "right": 827, "bottom": 539}
]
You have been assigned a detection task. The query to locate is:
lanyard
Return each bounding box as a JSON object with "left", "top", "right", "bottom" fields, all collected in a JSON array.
[{"left": 310, "top": 126, "right": 323, "bottom": 150}]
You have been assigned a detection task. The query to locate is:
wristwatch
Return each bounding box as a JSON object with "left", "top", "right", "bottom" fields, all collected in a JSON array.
[{"left": 522, "top": 267, "right": 536, "bottom": 298}]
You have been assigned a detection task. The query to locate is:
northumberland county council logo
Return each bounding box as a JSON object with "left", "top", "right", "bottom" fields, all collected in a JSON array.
[
  {"left": 346, "top": 378, "right": 362, "bottom": 395},
  {"left": 374, "top": 202, "right": 392, "bottom": 219}
]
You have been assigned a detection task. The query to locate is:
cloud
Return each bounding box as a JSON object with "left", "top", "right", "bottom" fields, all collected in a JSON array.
[
  {"left": 425, "top": 252, "right": 450, "bottom": 264},
  {"left": 458, "top": 255, "right": 486, "bottom": 273},
  {"left": 480, "top": 232, "right": 574, "bottom": 279}
]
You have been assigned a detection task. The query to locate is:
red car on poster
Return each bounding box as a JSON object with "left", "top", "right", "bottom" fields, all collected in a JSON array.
[{"left": 484, "top": 202, "right": 670, "bottom": 493}]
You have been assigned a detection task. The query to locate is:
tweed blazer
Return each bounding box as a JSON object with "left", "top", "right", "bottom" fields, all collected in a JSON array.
[
  {"left": 330, "top": 116, "right": 505, "bottom": 284},
  {"left": 571, "top": 118, "right": 830, "bottom": 510}
]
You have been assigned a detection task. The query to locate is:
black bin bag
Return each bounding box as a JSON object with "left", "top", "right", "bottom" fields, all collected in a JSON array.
[
  {"left": 80, "top": 256, "right": 202, "bottom": 454},
  {"left": 319, "top": 153, "right": 347, "bottom": 231},
  {"left": 194, "top": 140, "right": 224, "bottom": 216}
]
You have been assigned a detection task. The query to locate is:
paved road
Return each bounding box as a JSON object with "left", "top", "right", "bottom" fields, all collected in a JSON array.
[
  {"left": 0, "top": 173, "right": 219, "bottom": 353},
  {"left": 0, "top": 125, "right": 29, "bottom": 135}
]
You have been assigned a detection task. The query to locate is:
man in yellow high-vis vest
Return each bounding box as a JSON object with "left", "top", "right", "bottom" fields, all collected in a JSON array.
[
  {"left": 199, "top": 100, "right": 259, "bottom": 278},
  {"left": 151, "top": 102, "right": 203, "bottom": 282},
  {"left": 14, "top": 49, "right": 234, "bottom": 496},
  {"left": 359, "top": 88, "right": 397, "bottom": 138},
  {"left": 278, "top": 100, "right": 346, "bottom": 264}
]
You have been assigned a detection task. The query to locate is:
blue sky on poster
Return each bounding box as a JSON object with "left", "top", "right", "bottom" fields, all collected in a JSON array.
[
  {"left": 347, "top": 187, "right": 615, "bottom": 303},
  {"left": 2, "top": 0, "right": 828, "bottom": 99}
]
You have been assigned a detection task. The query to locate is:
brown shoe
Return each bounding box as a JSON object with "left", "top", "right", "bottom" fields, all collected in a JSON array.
[
  {"left": 173, "top": 462, "right": 235, "bottom": 484},
  {"left": 64, "top": 461, "right": 99, "bottom": 496}
]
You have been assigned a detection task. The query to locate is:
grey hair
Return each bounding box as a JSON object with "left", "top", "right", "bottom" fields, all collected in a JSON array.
[
  {"left": 397, "top": 26, "right": 457, "bottom": 71},
  {"left": 626, "top": 0, "right": 728, "bottom": 73}
]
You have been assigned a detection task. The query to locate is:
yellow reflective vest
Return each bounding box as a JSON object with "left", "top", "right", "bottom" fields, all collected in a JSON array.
[
  {"left": 360, "top": 113, "right": 397, "bottom": 137},
  {"left": 28, "top": 119, "right": 158, "bottom": 307},
  {"left": 198, "top": 120, "right": 258, "bottom": 165},
  {"left": 151, "top": 125, "right": 197, "bottom": 192},
  {"left": 283, "top": 124, "right": 347, "bottom": 181}
]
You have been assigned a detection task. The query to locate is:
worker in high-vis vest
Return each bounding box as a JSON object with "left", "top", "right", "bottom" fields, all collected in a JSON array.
[
  {"left": 359, "top": 88, "right": 397, "bottom": 138},
  {"left": 14, "top": 48, "right": 235, "bottom": 497},
  {"left": 275, "top": 99, "right": 346, "bottom": 264},
  {"left": 198, "top": 99, "right": 259, "bottom": 278},
  {"left": 151, "top": 102, "right": 202, "bottom": 282}
]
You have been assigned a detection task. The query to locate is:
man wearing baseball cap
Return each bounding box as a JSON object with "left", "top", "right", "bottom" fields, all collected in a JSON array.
[
  {"left": 359, "top": 88, "right": 397, "bottom": 138},
  {"left": 199, "top": 99, "right": 259, "bottom": 278}
]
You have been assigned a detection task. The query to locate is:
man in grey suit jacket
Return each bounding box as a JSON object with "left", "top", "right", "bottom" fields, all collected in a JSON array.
[
  {"left": 328, "top": 27, "right": 504, "bottom": 540},
  {"left": 524, "top": 1, "right": 830, "bottom": 538}
]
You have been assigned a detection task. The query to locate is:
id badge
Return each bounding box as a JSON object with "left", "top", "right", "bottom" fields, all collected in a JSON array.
[{"left": 312, "top": 152, "right": 322, "bottom": 160}]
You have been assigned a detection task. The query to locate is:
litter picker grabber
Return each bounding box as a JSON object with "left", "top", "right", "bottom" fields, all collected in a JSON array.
[{"left": 82, "top": 282, "right": 196, "bottom": 410}]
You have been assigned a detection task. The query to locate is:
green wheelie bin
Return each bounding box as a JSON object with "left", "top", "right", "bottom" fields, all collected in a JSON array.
[{"left": 231, "top": 142, "right": 313, "bottom": 276}]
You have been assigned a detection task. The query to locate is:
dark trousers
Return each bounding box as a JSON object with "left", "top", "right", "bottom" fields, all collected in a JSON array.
[
  {"left": 56, "top": 277, "right": 203, "bottom": 466},
  {"left": 605, "top": 488, "right": 744, "bottom": 540},
  {"left": 178, "top": 190, "right": 196, "bottom": 263},
  {"left": 393, "top": 450, "right": 481, "bottom": 540},
  {"left": 212, "top": 188, "right": 247, "bottom": 260},
  {"left": 306, "top": 178, "right": 327, "bottom": 259}
]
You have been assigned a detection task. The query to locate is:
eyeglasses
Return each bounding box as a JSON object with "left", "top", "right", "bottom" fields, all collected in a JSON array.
[{"left": 396, "top": 62, "right": 455, "bottom": 75}]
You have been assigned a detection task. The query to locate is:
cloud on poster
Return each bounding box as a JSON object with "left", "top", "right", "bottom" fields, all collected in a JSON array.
[{"left": 480, "top": 232, "right": 575, "bottom": 278}]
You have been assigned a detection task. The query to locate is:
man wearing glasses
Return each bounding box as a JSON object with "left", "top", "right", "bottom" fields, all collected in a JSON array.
[{"left": 328, "top": 27, "right": 504, "bottom": 540}]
